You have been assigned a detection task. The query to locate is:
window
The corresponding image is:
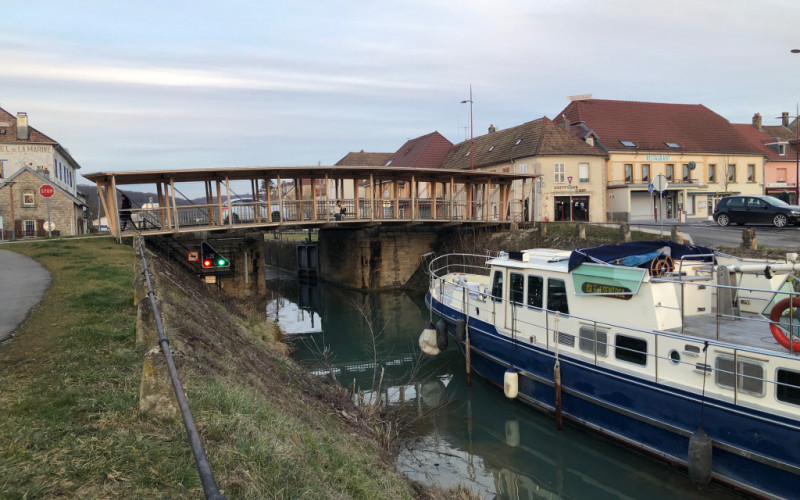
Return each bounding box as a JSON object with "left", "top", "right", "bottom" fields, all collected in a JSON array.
[
  {"left": 515, "top": 139, "right": 522, "bottom": 146},
  {"left": 547, "top": 278, "right": 569, "bottom": 314},
  {"left": 488, "top": 146, "right": 494, "bottom": 152},
  {"left": 682, "top": 164, "right": 691, "bottom": 182},
  {"left": 708, "top": 164, "right": 716, "bottom": 182},
  {"left": 615, "top": 335, "right": 648, "bottom": 366},
  {"left": 491, "top": 270, "right": 504, "bottom": 302},
  {"left": 779, "top": 144, "right": 787, "bottom": 155},
  {"left": 22, "top": 189, "right": 35, "bottom": 206},
  {"left": 747, "top": 164, "right": 755, "bottom": 182},
  {"left": 510, "top": 272, "right": 524, "bottom": 305},
  {"left": 527, "top": 275, "right": 543, "bottom": 308},
  {"left": 579, "top": 326, "right": 608, "bottom": 356},
  {"left": 624, "top": 164, "right": 633, "bottom": 183},
  {"left": 554, "top": 163, "right": 565, "bottom": 183},
  {"left": 728, "top": 164, "right": 736, "bottom": 183},
  {"left": 641, "top": 164, "right": 650, "bottom": 183},
  {"left": 665, "top": 142, "right": 681, "bottom": 148},
  {"left": 666, "top": 164, "right": 674, "bottom": 181},
  {"left": 777, "top": 369, "right": 800, "bottom": 406},
  {"left": 24, "top": 220, "right": 36, "bottom": 236},
  {"left": 620, "top": 140, "right": 636, "bottom": 147},
  {"left": 578, "top": 163, "right": 589, "bottom": 183},
  {"left": 715, "top": 356, "right": 765, "bottom": 396}
]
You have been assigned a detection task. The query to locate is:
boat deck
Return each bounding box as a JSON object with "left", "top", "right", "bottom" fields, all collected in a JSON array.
[{"left": 666, "top": 312, "right": 788, "bottom": 353}]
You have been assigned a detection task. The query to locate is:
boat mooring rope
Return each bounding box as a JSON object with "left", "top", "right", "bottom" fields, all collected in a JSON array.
[{"left": 554, "top": 312, "right": 563, "bottom": 430}]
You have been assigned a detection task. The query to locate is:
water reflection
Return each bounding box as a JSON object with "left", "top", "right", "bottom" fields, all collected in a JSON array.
[{"left": 269, "top": 273, "right": 743, "bottom": 500}]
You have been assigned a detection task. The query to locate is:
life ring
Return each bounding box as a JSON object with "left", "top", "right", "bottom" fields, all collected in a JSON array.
[
  {"left": 768, "top": 297, "right": 800, "bottom": 351},
  {"left": 650, "top": 255, "right": 674, "bottom": 277}
]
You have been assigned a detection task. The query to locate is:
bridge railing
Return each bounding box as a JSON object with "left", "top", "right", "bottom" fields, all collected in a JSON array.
[{"left": 123, "top": 197, "right": 527, "bottom": 232}]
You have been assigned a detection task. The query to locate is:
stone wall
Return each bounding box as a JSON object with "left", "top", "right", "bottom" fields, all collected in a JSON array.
[
  {"left": 319, "top": 227, "right": 436, "bottom": 290},
  {"left": 0, "top": 170, "right": 83, "bottom": 237}
]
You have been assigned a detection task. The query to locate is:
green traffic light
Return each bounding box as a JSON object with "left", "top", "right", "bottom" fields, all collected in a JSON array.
[{"left": 217, "top": 257, "right": 228, "bottom": 267}]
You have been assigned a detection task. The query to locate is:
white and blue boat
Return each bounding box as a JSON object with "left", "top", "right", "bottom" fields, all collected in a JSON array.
[{"left": 423, "top": 241, "right": 800, "bottom": 499}]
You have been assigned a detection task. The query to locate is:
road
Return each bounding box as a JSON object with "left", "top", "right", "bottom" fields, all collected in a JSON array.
[
  {"left": 0, "top": 249, "right": 51, "bottom": 343},
  {"left": 631, "top": 221, "right": 800, "bottom": 249}
]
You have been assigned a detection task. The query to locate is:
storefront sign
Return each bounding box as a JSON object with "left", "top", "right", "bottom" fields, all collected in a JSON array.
[{"left": 646, "top": 155, "right": 670, "bottom": 161}]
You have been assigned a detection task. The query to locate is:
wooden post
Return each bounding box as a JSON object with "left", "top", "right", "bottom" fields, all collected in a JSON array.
[
  {"left": 205, "top": 181, "right": 213, "bottom": 226},
  {"left": 277, "top": 174, "right": 283, "bottom": 222},
  {"left": 450, "top": 176, "right": 455, "bottom": 221},
  {"left": 369, "top": 174, "right": 374, "bottom": 221},
  {"left": 170, "top": 178, "right": 179, "bottom": 232},
  {"left": 431, "top": 181, "right": 438, "bottom": 219},
  {"left": 225, "top": 175, "right": 232, "bottom": 228},
  {"left": 110, "top": 175, "right": 120, "bottom": 237},
  {"left": 215, "top": 179, "right": 222, "bottom": 226},
  {"left": 392, "top": 179, "right": 399, "bottom": 219},
  {"left": 411, "top": 175, "right": 416, "bottom": 219},
  {"left": 266, "top": 177, "right": 272, "bottom": 222},
  {"left": 325, "top": 173, "right": 330, "bottom": 222}
]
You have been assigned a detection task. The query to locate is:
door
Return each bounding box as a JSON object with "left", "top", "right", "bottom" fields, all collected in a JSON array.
[{"left": 506, "top": 272, "right": 525, "bottom": 332}]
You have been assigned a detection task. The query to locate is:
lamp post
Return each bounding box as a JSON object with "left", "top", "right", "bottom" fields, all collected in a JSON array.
[
  {"left": 792, "top": 50, "right": 800, "bottom": 202},
  {"left": 460, "top": 85, "right": 474, "bottom": 170}
]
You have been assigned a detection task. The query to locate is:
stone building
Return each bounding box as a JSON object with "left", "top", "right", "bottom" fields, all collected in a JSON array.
[{"left": 0, "top": 107, "right": 87, "bottom": 238}]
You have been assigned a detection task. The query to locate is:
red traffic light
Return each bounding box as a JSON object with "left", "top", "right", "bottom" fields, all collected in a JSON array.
[{"left": 202, "top": 258, "right": 214, "bottom": 268}]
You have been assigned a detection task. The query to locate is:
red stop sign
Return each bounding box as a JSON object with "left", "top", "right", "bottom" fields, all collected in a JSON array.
[{"left": 40, "top": 184, "right": 55, "bottom": 198}]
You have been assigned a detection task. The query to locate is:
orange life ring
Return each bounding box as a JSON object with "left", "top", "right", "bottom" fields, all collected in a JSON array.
[{"left": 768, "top": 297, "right": 800, "bottom": 351}]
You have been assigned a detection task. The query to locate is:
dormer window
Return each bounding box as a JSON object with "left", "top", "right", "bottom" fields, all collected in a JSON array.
[
  {"left": 585, "top": 136, "right": 594, "bottom": 146},
  {"left": 465, "top": 151, "right": 470, "bottom": 157},
  {"left": 779, "top": 144, "right": 787, "bottom": 155},
  {"left": 665, "top": 142, "right": 681, "bottom": 148},
  {"left": 488, "top": 146, "right": 494, "bottom": 152},
  {"left": 515, "top": 139, "right": 522, "bottom": 146},
  {"left": 385, "top": 160, "right": 392, "bottom": 166},
  {"left": 620, "top": 140, "right": 636, "bottom": 147}
]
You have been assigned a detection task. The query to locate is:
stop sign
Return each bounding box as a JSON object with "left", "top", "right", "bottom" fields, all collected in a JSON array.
[{"left": 40, "top": 184, "right": 55, "bottom": 198}]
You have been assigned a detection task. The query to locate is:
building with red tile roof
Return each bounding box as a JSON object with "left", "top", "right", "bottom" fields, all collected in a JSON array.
[
  {"left": 557, "top": 98, "right": 766, "bottom": 222},
  {"left": 441, "top": 118, "right": 607, "bottom": 222},
  {"left": 0, "top": 107, "right": 88, "bottom": 238},
  {"left": 736, "top": 113, "right": 798, "bottom": 203}
]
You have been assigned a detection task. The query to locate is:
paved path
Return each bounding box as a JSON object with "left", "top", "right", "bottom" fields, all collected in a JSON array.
[{"left": 0, "top": 249, "right": 51, "bottom": 343}]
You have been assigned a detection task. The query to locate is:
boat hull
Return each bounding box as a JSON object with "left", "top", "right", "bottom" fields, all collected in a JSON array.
[{"left": 428, "top": 292, "right": 800, "bottom": 500}]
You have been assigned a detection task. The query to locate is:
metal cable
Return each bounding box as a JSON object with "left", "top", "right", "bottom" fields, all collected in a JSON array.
[{"left": 136, "top": 236, "right": 225, "bottom": 499}]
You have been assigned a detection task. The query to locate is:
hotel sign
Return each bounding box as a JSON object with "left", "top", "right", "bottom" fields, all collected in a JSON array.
[{"left": 646, "top": 155, "right": 670, "bottom": 161}]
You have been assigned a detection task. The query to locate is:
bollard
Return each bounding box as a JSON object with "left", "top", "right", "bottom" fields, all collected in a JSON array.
[
  {"left": 670, "top": 225, "right": 683, "bottom": 244},
  {"left": 575, "top": 223, "right": 586, "bottom": 239},
  {"left": 619, "top": 223, "right": 631, "bottom": 242},
  {"left": 741, "top": 228, "right": 757, "bottom": 250}
]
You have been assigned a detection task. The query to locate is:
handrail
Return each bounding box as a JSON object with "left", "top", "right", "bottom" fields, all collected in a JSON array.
[{"left": 136, "top": 236, "right": 225, "bottom": 500}]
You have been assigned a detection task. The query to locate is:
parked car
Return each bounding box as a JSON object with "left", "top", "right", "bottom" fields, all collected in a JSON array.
[{"left": 713, "top": 195, "right": 800, "bottom": 227}]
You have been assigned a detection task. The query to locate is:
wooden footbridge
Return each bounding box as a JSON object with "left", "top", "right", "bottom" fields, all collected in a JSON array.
[{"left": 84, "top": 165, "right": 537, "bottom": 237}]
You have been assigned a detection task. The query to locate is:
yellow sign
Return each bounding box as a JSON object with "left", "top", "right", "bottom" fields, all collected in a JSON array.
[{"left": 581, "top": 282, "right": 632, "bottom": 300}]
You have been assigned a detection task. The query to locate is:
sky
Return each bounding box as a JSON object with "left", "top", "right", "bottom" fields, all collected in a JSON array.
[{"left": 2, "top": 0, "right": 800, "bottom": 187}]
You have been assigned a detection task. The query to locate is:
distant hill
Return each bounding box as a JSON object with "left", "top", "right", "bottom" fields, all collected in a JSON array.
[{"left": 78, "top": 184, "right": 209, "bottom": 217}]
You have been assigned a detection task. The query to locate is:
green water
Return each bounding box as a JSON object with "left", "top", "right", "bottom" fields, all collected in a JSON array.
[{"left": 267, "top": 272, "right": 746, "bottom": 499}]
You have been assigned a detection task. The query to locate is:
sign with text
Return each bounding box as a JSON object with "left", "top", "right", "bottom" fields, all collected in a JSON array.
[{"left": 39, "top": 184, "right": 55, "bottom": 198}]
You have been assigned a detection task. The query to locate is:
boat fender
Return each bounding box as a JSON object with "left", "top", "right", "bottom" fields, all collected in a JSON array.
[
  {"left": 455, "top": 318, "right": 466, "bottom": 342},
  {"left": 418, "top": 323, "right": 440, "bottom": 356},
  {"left": 435, "top": 319, "right": 448, "bottom": 351},
  {"left": 768, "top": 297, "right": 800, "bottom": 351},
  {"left": 688, "top": 426, "right": 713, "bottom": 486},
  {"left": 504, "top": 369, "right": 519, "bottom": 399},
  {"left": 505, "top": 420, "right": 520, "bottom": 447}
]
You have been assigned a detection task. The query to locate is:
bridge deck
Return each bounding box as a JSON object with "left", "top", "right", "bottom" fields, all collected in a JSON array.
[{"left": 84, "top": 165, "right": 537, "bottom": 236}]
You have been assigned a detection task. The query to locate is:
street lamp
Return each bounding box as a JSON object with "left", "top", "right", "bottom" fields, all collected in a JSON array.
[
  {"left": 792, "top": 50, "right": 800, "bottom": 202},
  {"left": 460, "top": 85, "right": 474, "bottom": 170}
]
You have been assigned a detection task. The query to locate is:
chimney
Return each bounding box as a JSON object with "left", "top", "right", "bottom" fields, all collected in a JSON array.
[
  {"left": 561, "top": 114, "right": 570, "bottom": 130},
  {"left": 488, "top": 124, "right": 496, "bottom": 133},
  {"left": 752, "top": 113, "right": 762, "bottom": 130},
  {"left": 16, "top": 112, "right": 29, "bottom": 140},
  {"left": 783, "top": 112, "right": 790, "bottom": 128}
]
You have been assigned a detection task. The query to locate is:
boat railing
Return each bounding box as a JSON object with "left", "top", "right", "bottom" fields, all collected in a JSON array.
[
  {"left": 427, "top": 252, "right": 493, "bottom": 279},
  {"left": 430, "top": 266, "right": 800, "bottom": 415}
]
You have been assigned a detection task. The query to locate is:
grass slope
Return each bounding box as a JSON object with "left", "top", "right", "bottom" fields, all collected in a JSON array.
[{"left": 0, "top": 238, "right": 417, "bottom": 499}]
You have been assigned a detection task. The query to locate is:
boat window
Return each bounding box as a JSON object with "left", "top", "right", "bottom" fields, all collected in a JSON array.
[
  {"left": 714, "top": 356, "right": 765, "bottom": 397},
  {"left": 777, "top": 369, "right": 800, "bottom": 406},
  {"left": 579, "top": 326, "right": 608, "bottom": 356},
  {"left": 547, "top": 278, "right": 569, "bottom": 315},
  {"left": 491, "top": 270, "right": 504, "bottom": 302},
  {"left": 614, "top": 335, "right": 648, "bottom": 366},
  {"left": 527, "top": 275, "right": 543, "bottom": 308},
  {"left": 510, "top": 272, "right": 524, "bottom": 305}
]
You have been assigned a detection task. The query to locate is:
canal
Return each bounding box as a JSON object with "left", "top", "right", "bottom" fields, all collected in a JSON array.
[{"left": 266, "top": 270, "right": 745, "bottom": 499}]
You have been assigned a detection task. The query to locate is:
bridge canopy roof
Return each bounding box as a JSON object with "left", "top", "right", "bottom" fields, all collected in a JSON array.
[{"left": 83, "top": 165, "right": 537, "bottom": 185}]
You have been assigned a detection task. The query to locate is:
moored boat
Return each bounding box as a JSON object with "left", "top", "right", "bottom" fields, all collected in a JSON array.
[{"left": 423, "top": 241, "right": 800, "bottom": 499}]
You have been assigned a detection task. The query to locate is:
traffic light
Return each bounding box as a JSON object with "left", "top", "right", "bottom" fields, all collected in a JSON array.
[{"left": 200, "top": 241, "right": 230, "bottom": 269}]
